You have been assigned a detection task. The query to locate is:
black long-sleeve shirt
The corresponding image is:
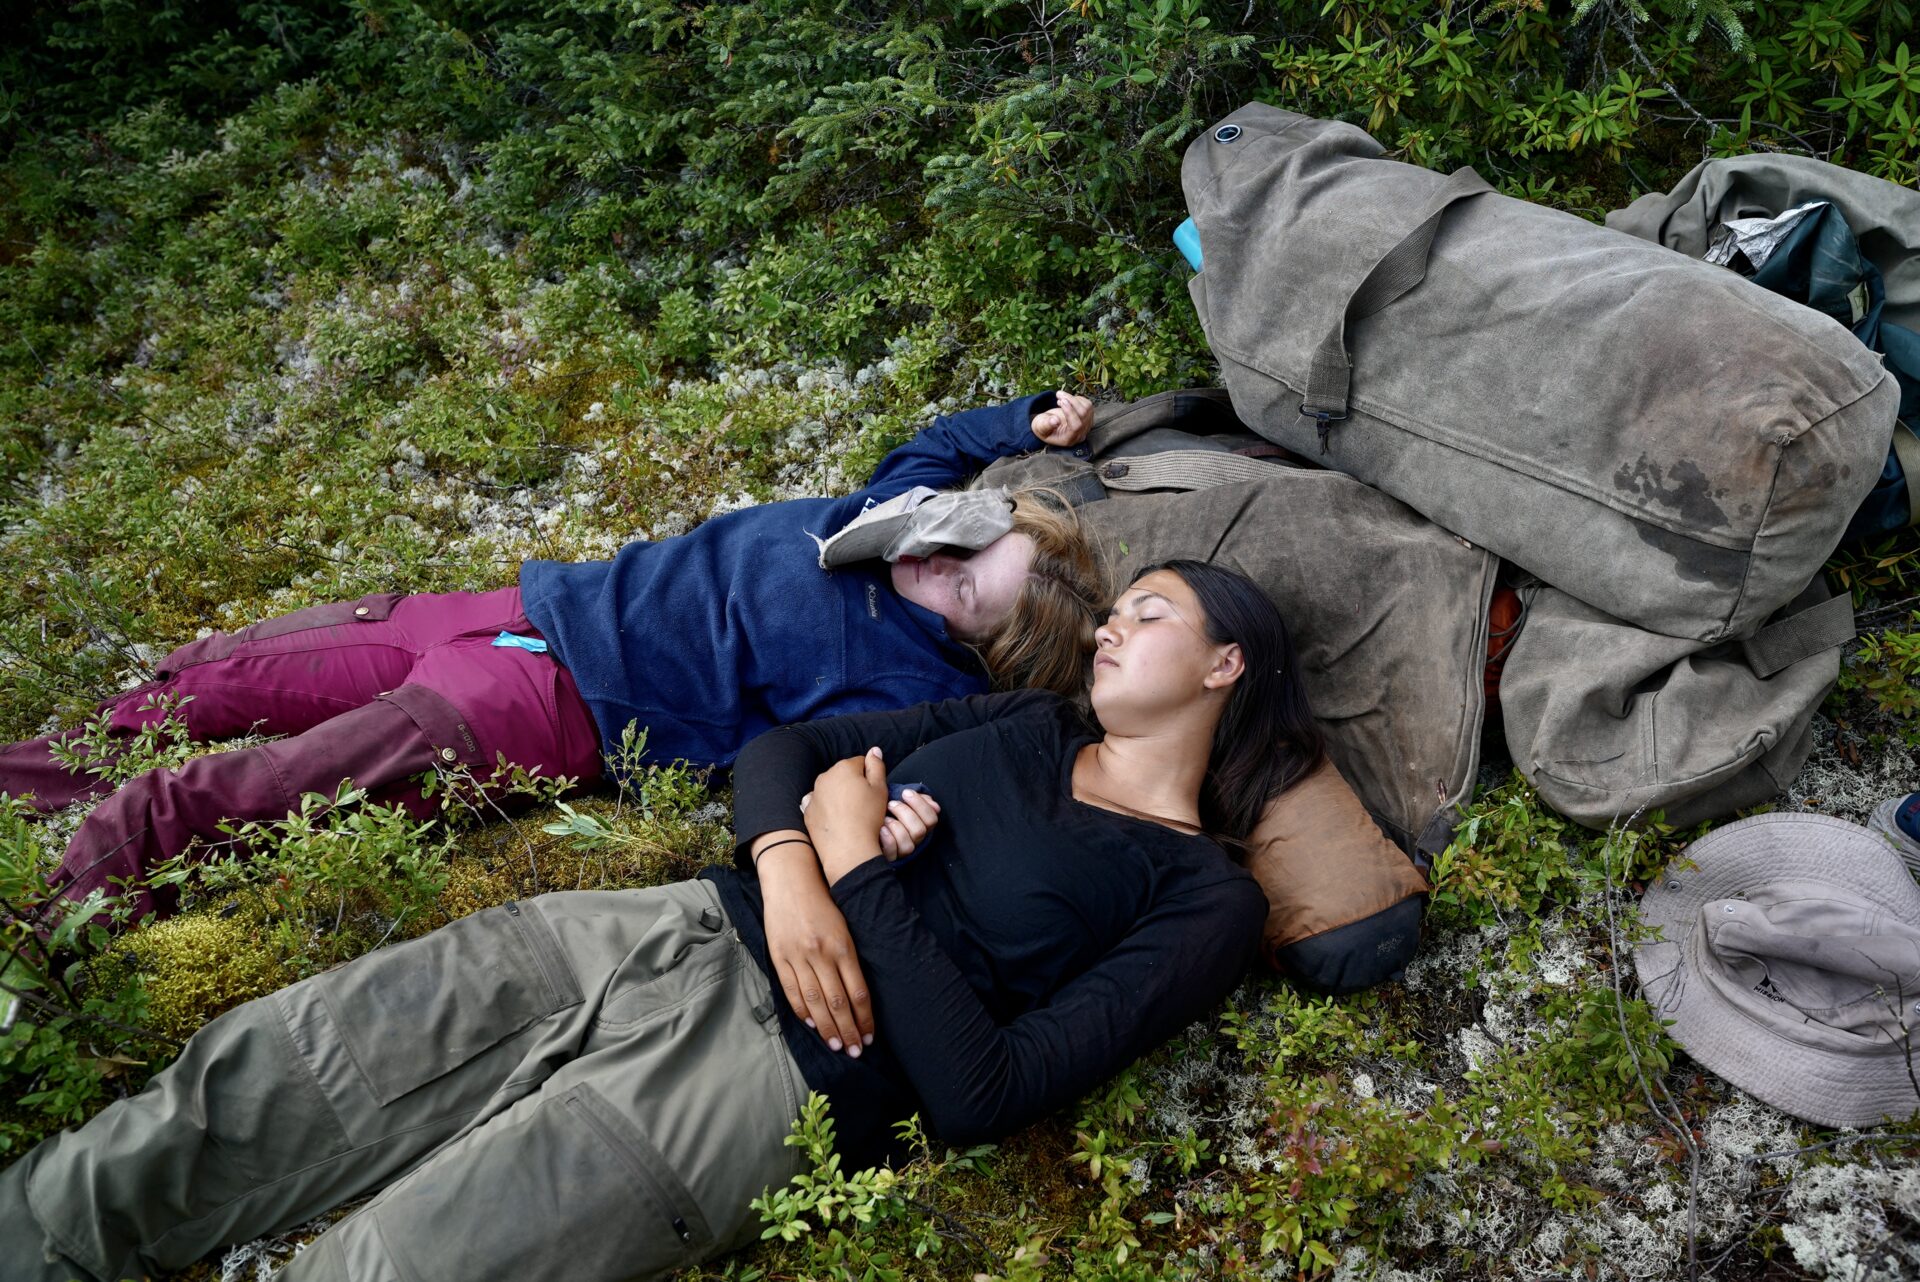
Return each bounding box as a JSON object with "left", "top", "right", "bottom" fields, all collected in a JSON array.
[{"left": 701, "top": 691, "right": 1266, "bottom": 1167}]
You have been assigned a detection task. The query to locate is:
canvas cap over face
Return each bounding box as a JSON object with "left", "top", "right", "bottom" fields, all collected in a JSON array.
[
  {"left": 1634, "top": 812, "right": 1920, "bottom": 1128},
  {"left": 813, "top": 486, "right": 1015, "bottom": 570}
]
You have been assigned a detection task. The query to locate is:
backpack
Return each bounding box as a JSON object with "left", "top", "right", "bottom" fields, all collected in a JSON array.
[{"left": 1178, "top": 105, "right": 1898, "bottom": 645}]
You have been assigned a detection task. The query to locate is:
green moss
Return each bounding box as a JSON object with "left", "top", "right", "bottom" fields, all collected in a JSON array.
[{"left": 107, "top": 911, "right": 294, "bottom": 1045}]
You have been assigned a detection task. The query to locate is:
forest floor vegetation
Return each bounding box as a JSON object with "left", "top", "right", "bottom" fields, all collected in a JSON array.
[{"left": 3, "top": 2, "right": 1919, "bottom": 1278}]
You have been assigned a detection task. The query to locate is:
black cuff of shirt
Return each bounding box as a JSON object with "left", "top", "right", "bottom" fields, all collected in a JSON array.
[{"left": 828, "top": 856, "right": 895, "bottom": 906}]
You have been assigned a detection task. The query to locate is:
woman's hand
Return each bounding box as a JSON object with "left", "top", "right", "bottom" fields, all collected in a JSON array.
[
  {"left": 757, "top": 847, "right": 874, "bottom": 1056},
  {"left": 804, "top": 783, "right": 940, "bottom": 860},
  {"left": 805, "top": 747, "right": 890, "bottom": 883},
  {"left": 878, "top": 788, "right": 941, "bottom": 861},
  {"left": 1030, "top": 390, "right": 1094, "bottom": 447}
]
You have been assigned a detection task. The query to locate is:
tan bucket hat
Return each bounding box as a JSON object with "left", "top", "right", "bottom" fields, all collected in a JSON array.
[
  {"left": 1634, "top": 812, "right": 1920, "bottom": 1128},
  {"left": 813, "top": 486, "right": 1015, "bottom": 569}
]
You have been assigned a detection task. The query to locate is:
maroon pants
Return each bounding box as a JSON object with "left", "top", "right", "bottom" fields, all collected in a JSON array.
[{"left": 0, "top": 588, "right": 602, "bottom": 920}]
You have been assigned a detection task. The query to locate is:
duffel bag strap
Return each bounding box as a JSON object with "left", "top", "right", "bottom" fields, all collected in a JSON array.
[
  {"left": 1739, "top": 590, "right": 1856, "bottom": 678},
  {"left": 1893, "top": 421, "right": 1920, "bottom": 529},
  {"left": 1301, "top": 166, "right": 1494, "bottom": 453}
]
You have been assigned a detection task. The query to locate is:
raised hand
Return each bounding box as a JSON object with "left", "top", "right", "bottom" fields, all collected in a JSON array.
[{"left": 1030, "top": 390, "right": 1094, "bottom": 447}]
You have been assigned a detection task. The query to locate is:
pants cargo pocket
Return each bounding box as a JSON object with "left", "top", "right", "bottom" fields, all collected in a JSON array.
[
  {"left": 241, "top": 592, "right": 405, "bottom": 643},
  {"left": 365, "top": 1083, "right": 713, "bottom": 1282},
  {"left": 566, "top": 1084, "right": 714, "bottom": 1255},
  {"left": 156, "top": 593, "right": 406, "bottom": 675},
  {"left": 311, "top": 900, "right": 583, "bottom": 1107}
]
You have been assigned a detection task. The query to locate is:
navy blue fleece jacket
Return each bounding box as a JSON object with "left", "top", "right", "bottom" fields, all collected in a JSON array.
[{"left": 519, "top": 393, "right": 1056, "bottom": 768}]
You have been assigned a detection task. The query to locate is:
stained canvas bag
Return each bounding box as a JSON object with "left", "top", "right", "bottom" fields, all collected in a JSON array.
[
  {"left": 1179, "top": 105, "right": 1899, "bottom": 644},
  {"left": 1606, "top": 153, "right": 1920, "bottom": 539},
  {"left": 979, "top": 389, "right": 1495, "bottom": 991}
]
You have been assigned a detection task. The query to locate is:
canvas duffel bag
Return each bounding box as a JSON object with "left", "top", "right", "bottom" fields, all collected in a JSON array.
[
  {"left": 1607, "top": 152, "right": 1920, "bottom": 333},
  {"left": 1606, "top": 153, "right": 1920, "bottom": 540},
  {"left": 979, "top": 389, "right": 1496, "bottom": 991},
  {"left": 1498, "top": 576, "right": 1853, "bottom": 829},
  {"left": 1179, "top": 105, "right": 1899, "bottom": 644}
]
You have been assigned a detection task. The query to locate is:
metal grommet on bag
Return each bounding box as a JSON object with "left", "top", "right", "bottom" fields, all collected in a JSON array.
[
  {"left": 353, "top": 606, "right": 370, "bottom": 617},
  {"left": 439, "top": 746, "right": 458, "bottom": 763},
  {"left": 1213, "top": 123, "right": 1242, "bottom": 143}
]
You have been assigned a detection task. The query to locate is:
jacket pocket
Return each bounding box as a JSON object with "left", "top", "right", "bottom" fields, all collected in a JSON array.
[{"left": 312, "top": 899, "right": 583, "bottom": 1106}]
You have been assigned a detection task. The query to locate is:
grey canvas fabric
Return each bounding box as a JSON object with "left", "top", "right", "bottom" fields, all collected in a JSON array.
[
  {"left": 1026, "top": 389, "right": 1847, "bottom": 837},
  {"left": 1607, "top": 154, "right": 1920, "bottom": 531},
  {"left": 1635, "top": 813, "right": 1920, "bottom": 1127},
  {"left": 979, "top": 389, "right": 1495, "bottom": 855},
  {"left": 0, "top": 881, "right": 807, "bottom": 1282},
  {"left": 1499, "top": 578, "right": 1849, "bottom": 828},
  {"left": 813, "top": 485, "right": 1015, "bottom": 569},
  {"left": 1607, "top": 153, "right": 1920, "bottom": 333},
  {"left": 1180, "top": 105, "right": 1898, "bottom": 644}
]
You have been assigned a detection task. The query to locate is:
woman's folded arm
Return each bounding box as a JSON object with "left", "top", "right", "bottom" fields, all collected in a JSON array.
[
  {"left": 731, "top": 690, "right": 1052, "bottom": 874},
  {"left": 829, "top": 859, "right": 1267, "bottom": 1143}
]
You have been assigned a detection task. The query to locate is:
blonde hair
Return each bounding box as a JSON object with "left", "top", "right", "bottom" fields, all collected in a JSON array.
[{"left": 972, "top": 487, "right": 1109, "bottom": 699}]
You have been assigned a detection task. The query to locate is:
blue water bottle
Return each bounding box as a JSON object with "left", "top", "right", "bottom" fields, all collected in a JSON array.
[{"left": 1173, "top": 217, "right": 1203, "bottom": 271}]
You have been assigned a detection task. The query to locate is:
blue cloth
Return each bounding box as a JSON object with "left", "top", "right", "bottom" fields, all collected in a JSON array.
[
  {"left": 520, "top": 393, "right": 1056, "bottom": 769},
  {"left": 1740, "top": 204, "right": 1919, "bottom": 540},
  {"left": 491, "top": 631, "right": 549, "bottom": 654}
]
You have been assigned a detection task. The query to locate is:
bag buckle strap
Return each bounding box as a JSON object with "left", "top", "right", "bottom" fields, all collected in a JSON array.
[{"left": 1299, "top": 404, "right": 1347, "bottom": 455}]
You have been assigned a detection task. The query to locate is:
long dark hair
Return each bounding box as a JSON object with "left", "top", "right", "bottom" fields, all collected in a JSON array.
[{"left": 1140, "top": 559, "right": 1323, "bottom": 845}]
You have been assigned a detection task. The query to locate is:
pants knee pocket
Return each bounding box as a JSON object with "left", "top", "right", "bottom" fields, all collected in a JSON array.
[
  {"left": 308, "top": 900, "right": 583, "bottom": 1107},
  {"left": 361, "top": 1084, "right": 715, "bottom": 1282}
]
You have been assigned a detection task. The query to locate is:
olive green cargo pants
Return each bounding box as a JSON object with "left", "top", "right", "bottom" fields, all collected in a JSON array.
[{"left": 0, "top": 880, "right": 809, "bottom": 1282}]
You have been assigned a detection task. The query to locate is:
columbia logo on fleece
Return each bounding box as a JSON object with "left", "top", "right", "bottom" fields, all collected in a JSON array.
[{"left": 865, "top": 584, "right": 880, "bottom": 619}]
